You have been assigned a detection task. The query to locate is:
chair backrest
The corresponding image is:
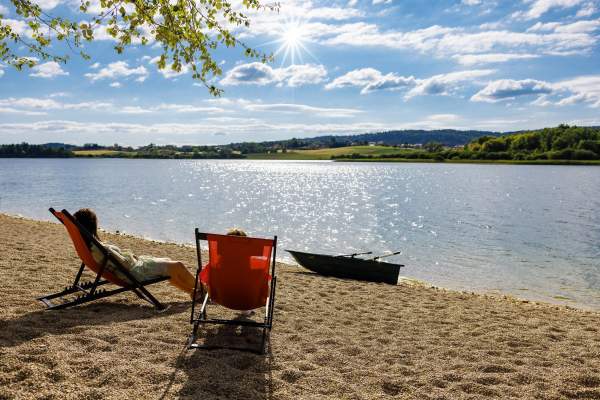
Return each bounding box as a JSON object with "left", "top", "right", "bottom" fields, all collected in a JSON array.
[
  {"left": 51, "top": 209, "right": 128, "bottom": 287},
  {"left": 200, "top": 233, "right": 275, "bottom": 311}
]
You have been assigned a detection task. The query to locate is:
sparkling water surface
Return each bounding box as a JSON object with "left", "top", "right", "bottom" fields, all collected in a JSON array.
[{"left": 1, "top": 159, "right": 599, "bottom": 309}]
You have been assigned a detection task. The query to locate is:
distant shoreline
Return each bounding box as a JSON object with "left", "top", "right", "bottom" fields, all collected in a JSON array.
[{"left": 2, "top": 155, "right": 600, "bottom": 165}]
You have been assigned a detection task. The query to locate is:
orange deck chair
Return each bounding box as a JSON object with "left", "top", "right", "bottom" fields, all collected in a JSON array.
[
  {"left": 38, "top": 208, "right": 169, "bottom": 310},
  {"left": 188, "top": 229, "right": 277, "bottom": 353}
]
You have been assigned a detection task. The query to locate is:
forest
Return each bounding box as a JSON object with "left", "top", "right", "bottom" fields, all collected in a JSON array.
[{"left": 333, "top": 125, "right": 600, "bottom": 162}]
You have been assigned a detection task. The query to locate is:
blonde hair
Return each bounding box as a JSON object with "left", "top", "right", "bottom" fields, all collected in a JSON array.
[{"left": 226, "top": 227, "right": 247, "bottom": 237}]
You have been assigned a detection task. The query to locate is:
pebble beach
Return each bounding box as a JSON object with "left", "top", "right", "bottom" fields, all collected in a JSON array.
[{"left": 1, "top": 213, "right": 600, "bottom": 399}]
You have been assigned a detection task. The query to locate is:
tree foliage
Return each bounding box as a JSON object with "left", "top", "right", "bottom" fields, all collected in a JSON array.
[
  {"left": 333, "top": 125, "right": 600, "bottom": 162},
  {"left": 0, "top": 142, "right": 74, "bottom": 157},
  {"left": 0, "top": 0, "right": 276, "bottom": 95}
]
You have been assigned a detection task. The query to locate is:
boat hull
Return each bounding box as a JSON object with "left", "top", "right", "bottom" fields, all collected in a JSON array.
[{"left": 287, "top": 250, "right": 402, "bottom": 285}]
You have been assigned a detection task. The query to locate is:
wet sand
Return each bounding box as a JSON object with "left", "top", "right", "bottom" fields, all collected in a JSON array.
[{"left": 1, "top": 213, "right": 600, "bottom": 399}]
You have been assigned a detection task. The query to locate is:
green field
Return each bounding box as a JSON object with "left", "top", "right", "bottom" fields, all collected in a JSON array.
[{"left": 247, "top": 145, "right": 404, "bottom": 160}]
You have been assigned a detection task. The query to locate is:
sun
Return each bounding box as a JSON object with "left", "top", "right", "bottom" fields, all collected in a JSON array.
[
  {"left": 269, "top": 19, "right": 316, "bottom": 66},
  {"left": 282, "top": 24, "right": 303, "bottom": 49}
]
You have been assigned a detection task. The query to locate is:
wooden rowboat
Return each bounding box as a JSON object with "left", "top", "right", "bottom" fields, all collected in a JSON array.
[{"left": 286, "top": 250, "right": 403, "bottom": 285}]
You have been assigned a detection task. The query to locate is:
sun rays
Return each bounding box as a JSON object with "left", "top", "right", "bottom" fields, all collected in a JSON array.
[{"left": 264, "top": 17, "right": 318, "bottom": 66}]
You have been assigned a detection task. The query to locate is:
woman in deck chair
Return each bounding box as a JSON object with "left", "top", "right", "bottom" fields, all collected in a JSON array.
[{"left": 74, "top": 208, "right": 197, "bottom": 297}]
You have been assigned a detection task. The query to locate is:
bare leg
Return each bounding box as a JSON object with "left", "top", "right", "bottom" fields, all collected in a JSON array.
[{"left": 164, "top": 261, "right": 196, "bottom": 295}]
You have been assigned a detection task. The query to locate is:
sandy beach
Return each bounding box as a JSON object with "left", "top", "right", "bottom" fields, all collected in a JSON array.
[{"left": 1, "top": 213, "right": 600, "bottom": 399}]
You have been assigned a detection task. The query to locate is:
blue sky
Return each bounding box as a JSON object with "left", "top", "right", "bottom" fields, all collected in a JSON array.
[{"left": 0, "top": 0, "right": 599, "bottom": 145}]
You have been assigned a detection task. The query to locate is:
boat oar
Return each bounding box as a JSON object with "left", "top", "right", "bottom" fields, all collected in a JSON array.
[
  {"left": 371, "top": 251, "right": 402, "bottom": 261},
  {"left": 336, "top": 251, "right": 373, "bottom": 258}
]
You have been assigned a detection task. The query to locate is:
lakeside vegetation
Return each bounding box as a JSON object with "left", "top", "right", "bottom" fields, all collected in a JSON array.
[
  {"left": 331, "top": 125, "right": 600, "bottom": 163},
  {"left": 2, "top": 125, "right": 600, "bottom": 164}
]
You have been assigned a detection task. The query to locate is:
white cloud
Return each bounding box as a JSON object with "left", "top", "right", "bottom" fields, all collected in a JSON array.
[
  {"left": 0, "top": 120, "right": 398, "bottom": 143},
  {"left": 427, "top": 114, "right": 461, "bottom": 122},
  {"left": 84, "top": 61, "right": 148, "bottom": 82},
  {"left": 0, "top": 66, "right": 4, "bottom": 78},
  {"left": 148, "top": 57, "right": 191, "bottom": 79},
  {"left": 0, "top": 107, "right": 47, "bottom": 116},
  {"left": 0, "top": 96, "right": 233, "bottom": 115},
  {"left": 406, "top": 69, "right": 495, "bottom": 98},
  {"left": 327, "top": 68, "right": 494, "bottom": 98},
  {"left": 241, "top": 14, "right": 598, "bottom": 63},
  {"left": 304, "top": 6, "right": 363, "bottom": 20},
  {"left": 0, "top": 4, "right": 9, "bottom": 15},
  {"left": 471, "top": 79, "right": 554, "bottom": 102},
  {"left": 514, "top": 0, "right": 585, "bottom": 20},
  {"left": 453, "top": 53, "right": 540, "bottom": 65},
  {"left": 109, "top": 82, "right": 122, "bottom": 88},
  {"left": 555, "top": 75, "right": 600, "bottom": 107},
  {"left": 31, "top": 0, "right": 62, "bottom": 10},
  {"left": 90, "top": 62, "right": 101, "bottom": 69},
  {"left": 576, "top": 2, "right": 597, "bottom": 16},
  {"left": 527, "top": 19, "right": 600, "bottom": 33},
  {"left": 154, "top": 104, "right": 226, "bottom": 113},
  {"left": 325, "top": 68, "right": 386, "bottom": 90},
  {"left": 462, "top": 0, "right": 482, "bottom": 5},
  {"left": 0, "top": 97, "right": 113, "bottom": 111},
  {"left": 242, "top": 103, "right": 362, "bottom": 118},
  {"left": 29, "top": 61, "right": 69, "bottom": 79},
  {"left": 3, "top": 18, "right": 31, "bottom": 36},
  {"left": 325, "top": 68, "right": 417, "bottom": 94},
  {"left": 372, "top": 0, "right": 392, "bottom": 4},
  {"left": 221, "top": 62, "right": 327, "bottom": 87}
]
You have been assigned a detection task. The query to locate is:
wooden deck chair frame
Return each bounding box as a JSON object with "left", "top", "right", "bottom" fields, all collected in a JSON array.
[
  {"left": 38, "top": 208, "right": 169, "bottom": 311},
  {"left": 188, "top": 229, "right": 277, "bottom": 354}
]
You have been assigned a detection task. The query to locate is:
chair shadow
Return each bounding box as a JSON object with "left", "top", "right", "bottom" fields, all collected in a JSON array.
[
  {"left": 0, "top": 301, "right": 189, "bottom": 348},
  {"left": 161, "top": 315, "right": 273, "bottom": 400}
]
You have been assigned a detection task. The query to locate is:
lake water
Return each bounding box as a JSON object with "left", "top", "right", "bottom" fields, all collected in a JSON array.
[{"left": 1, "top": 159, "right": 599, "bottom": 309}]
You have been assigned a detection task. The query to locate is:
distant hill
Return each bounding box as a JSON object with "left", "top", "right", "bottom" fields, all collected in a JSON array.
[
  {"left": 308, "top": 129, "right": 501, "bottom": 147},
  {"left": 229, "top": 129, "right": 502, "bottom": 152}
]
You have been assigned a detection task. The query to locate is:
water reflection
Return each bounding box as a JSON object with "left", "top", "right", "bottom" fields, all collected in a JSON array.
[{"left": 0, "top": 159, "right": 599, "bottom": 309}]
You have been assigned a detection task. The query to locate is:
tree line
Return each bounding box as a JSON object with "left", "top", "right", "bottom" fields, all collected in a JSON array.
[
  {"left": 334, "top": 125, "right": 600, "bottom": 162},
  {"left": 0, "top": 143, "right": 74, "bottom": 157}
]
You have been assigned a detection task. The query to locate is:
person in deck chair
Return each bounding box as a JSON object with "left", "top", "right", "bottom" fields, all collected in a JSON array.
[{"left": 73, "top": 208, "right": 197, "bottom": 298}]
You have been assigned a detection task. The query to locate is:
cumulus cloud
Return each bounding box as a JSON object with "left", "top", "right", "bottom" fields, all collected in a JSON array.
[
  {"left": 555, "top": 75, "right": 600, "bottom": 107},
  {"left": 29, "top": 61, "right": 69, "bottom": 79},
  {"left": 0, "top": 3, "right": 9, "bottom": 14},
  {"left": 221, "top": 62, "right": 327, "bottom": 87},
  {"left": 327, "top": 68, "right": 494, "bottom": 98},
  {"left": 471, "top": 79, "right": 554, "bottom": 102},
  {"left": 462, "top": 0, "right": 482, "bottom": 5},
  {"left": 84, "top": 61, "right": 148, "bottom": 82},
  {"left": 406, "top": 70, "right": 495, "bottom": 98},
  {"left": 325, "top": 68, "right": 416, "bottom": 94}
]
